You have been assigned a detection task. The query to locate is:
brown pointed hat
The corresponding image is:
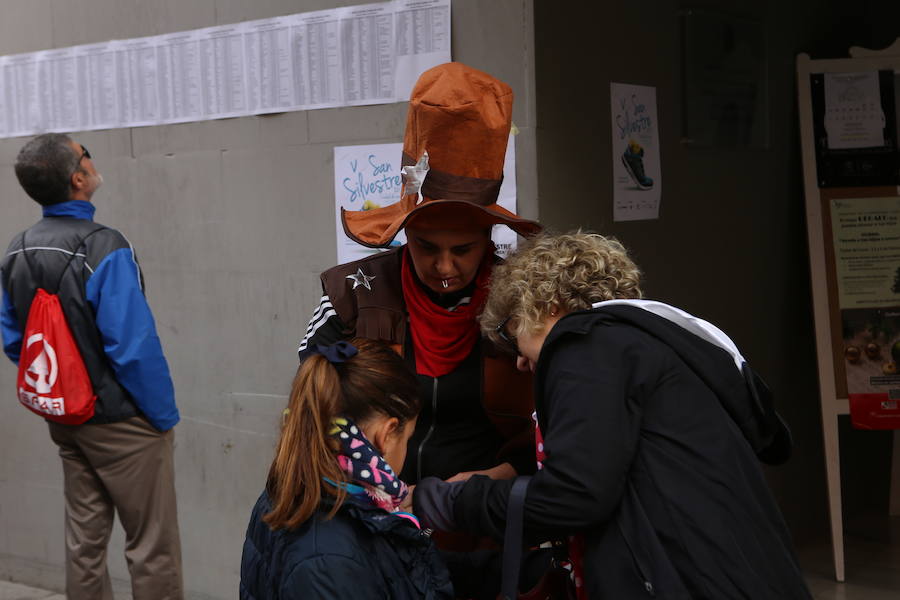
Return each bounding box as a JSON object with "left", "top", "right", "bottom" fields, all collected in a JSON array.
[{"left": 341, "top": 62, "right": 542, "bottom": 247}]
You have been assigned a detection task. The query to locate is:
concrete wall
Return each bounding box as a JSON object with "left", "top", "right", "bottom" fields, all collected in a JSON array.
[
  {"left": 0, "top": 1, "right": 537, "bottom": 597},
  {"left": 533, "top": 0, "right": 900, "bottom": 543}
]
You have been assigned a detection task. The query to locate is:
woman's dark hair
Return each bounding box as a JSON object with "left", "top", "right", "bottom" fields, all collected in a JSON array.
[
  {"left": 264, "top": 338, "right": 420, "bottom": 531},
  {"left": 14, "top": 133, "right": 81, "bottom": 206}
]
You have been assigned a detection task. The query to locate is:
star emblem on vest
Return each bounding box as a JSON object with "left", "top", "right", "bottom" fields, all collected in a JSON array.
[{"left": 346, "top": 268, "right": 375, "bottom": 291}]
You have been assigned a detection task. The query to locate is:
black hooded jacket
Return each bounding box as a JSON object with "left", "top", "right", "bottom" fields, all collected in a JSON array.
[{"left": 418, "top": 305, "right": 812, "bottom": 599}]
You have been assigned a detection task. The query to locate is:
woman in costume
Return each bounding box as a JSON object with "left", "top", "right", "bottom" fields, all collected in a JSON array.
[
  {"left": 298, "top": 62, "right": 541, "bottom": 486},
  {"left": 240, "top": 338, "right": 452, "bottom": 599},
  {"left": 414, "top": 232, "right": 813, "bottom": 600}
]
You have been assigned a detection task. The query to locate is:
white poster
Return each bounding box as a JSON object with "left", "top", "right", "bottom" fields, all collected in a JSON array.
[
  {"left": 3, "top": 52, "right": 42, "bottom": 137},
  {"left": 0, "top": 0, "right": 451, "bottom": 138},
  {"left": 334, "top": 136, "right": 517, "bottom": 265},
  {"left": 610, "top": 82, "right": 661, "bottom": 221},
  {"left": 393, "top": 0, "right": 451, "bottom": 99},
  {"left": 74, "top": 42, "right": 119, "bottom": 130},
  {"left": 824, "top": 71, "right": 885, "bottom": 150},
  {"left": 199, "top": 24, "right": 249, "bottom": 118},
  {"left": 243, "top": 17, "right": 294, "bottom": 115},
  {"left": 37, "top": 47, "right": 79, "bottom": 133},
  {"left": 116, "top": 37, "right": 161, "bottom": 127},
  {"left": 291, "top": 8, "right": 343, "bottom": 108},
  {"left": 158, "top": 31, "right": 204, "bottom": 124},
  {"left": 339, "top": 3, "right": 396, "bottom": 105}
]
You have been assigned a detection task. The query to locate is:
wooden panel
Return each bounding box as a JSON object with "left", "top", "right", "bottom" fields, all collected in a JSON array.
[{"left": 892, "top": 431, "right": 900, "bottom": 516}]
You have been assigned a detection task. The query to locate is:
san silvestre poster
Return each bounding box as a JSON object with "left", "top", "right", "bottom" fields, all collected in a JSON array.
[
  {"left": 333, "top": 137, "right": 518, "bottom": 265},
  {"left": 610, "top": 82, "right": 662, "bottom": 222}
]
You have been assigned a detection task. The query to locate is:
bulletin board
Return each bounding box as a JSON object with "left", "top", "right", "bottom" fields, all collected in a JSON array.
[{"left": 796, "top": 41, "right": 900, "bottom": 584}]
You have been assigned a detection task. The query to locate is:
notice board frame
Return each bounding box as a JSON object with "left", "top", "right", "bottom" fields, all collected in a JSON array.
[{"left": 796, "top": 42, "right": 900, "bottom": 584}]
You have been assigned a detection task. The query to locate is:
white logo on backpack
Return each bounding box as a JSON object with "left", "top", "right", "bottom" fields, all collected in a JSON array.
[
  {"left": 24, "top": 333, "right": 58, "bottom": 393},
  {"left": 18, "top": 333, "right": 65, "bottom": 415}
]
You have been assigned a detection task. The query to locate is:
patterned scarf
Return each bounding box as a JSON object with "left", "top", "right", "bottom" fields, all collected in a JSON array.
[{"left": 330, "top": 417, "right": 410, "bottom": 513}]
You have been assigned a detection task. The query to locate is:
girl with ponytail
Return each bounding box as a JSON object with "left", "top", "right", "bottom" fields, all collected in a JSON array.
[{"left": 240, "top": 338, "right": 453, "bottom": 599}]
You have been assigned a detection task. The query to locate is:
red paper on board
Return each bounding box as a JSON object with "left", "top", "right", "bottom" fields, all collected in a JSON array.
[{"left": 850, "top": 392, "right": 900, "bottom": 429}]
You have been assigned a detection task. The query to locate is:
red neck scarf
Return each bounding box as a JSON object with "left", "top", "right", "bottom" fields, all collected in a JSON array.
[{"left": 401, "top": 248, "right": 491, "bottom": 377}]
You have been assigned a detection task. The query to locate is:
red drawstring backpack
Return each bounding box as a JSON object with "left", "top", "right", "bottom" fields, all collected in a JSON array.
[{"left": 15, "top": 228, "right": 103, "bottom": 424}]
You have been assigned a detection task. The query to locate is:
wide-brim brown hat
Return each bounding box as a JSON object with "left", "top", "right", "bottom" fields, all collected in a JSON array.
[{"left": 342, "top": 62, "right": 542, "bottom": 248}]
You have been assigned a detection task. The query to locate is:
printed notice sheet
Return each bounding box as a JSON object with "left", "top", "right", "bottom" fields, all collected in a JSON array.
[
  {"left": 830, "top": 196, "right": 900, "bottom": 310},
  {"left": 610, "top": 82, "right": 662, "bottom": 221},
  {"left": 334, "top": 137, "right": 517, "bottom": 265},
  {"left": 0, "top": 0, "right": 450, "bottom": 138},
  {"left": 823, "top": 71, "right": 885, "bottom": 150},
  {"left": 830, "top": 196, "right": 900, "bottom": 429}
]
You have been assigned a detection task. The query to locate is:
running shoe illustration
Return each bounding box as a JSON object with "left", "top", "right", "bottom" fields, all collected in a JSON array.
[{"left": 621, "top": 140, "right": 654, "bottom": 190}]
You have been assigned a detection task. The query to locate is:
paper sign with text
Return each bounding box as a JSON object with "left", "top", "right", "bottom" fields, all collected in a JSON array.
[
  {"left": 610, "top": 82, "right": 662, "bottom": 221},
  {"left": 334, "top": 137, "right": 518, "bottom": 265}
]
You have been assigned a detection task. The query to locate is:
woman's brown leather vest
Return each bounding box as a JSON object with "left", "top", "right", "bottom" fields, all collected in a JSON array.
[{"left": 321, "top": 248, "right": 534, "bottom": 451}]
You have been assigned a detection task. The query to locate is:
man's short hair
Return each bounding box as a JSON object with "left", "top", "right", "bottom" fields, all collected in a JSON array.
[{"left": 14, "top": 133, "right": 81, "bottom": 206}]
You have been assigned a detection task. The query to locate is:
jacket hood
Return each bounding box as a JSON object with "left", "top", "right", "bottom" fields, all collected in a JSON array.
[{"left": 542, "top": 301, "right": 793, "bottom": 465}]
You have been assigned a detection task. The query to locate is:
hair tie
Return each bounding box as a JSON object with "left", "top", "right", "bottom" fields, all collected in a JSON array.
[{"left": 301, "top": 341, "right": 358, "bottom": 364}]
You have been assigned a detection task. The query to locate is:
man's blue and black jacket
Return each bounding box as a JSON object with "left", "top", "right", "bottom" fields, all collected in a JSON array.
[{"left": 1, "top": 200, "right": 178, "bottom": 431}]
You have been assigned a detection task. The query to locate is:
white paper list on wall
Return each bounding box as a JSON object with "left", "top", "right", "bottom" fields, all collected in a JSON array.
[{"left": 0, "top": 0, "right": 451, "bottom": 139}]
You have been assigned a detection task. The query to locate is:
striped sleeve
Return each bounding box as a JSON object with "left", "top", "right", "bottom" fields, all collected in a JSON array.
[{"left": 297, "top": 294, "right": 348, "bottom": 355}]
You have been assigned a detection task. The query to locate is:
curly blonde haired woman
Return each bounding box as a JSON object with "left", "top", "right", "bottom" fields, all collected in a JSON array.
[{"left": 414, "top": 232, "right": 811, "bottom": 600}]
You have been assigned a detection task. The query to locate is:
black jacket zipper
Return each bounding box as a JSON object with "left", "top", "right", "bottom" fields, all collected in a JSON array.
[{"left": 416, "top": 377, "right": 439, "bottom": 482}]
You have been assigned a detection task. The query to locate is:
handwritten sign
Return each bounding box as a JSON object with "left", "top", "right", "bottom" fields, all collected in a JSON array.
[
  {"left": 610, "top": 82, "right": 662, "bottom": 221},
  {"left": 334, "top": 139, "right": 518, "bottom": 264},
  {"left": 340, "top": 154, "right": 403, "bottom": 206}
]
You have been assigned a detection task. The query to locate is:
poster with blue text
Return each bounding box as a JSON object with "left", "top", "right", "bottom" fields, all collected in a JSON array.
[
  {"left": 333, "top": 138, "right": 517, "bottom": 264},
  {"left": 610, "top": 82, "right": 661, "bottom": 221}
]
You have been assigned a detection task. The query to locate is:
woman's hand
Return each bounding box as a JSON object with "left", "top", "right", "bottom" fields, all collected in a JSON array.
[
  {"left": 445, "top": 461, "right": 516, "bottom": 483},
  {"left": 412, "top": 477, "right": 464, "bottom": 531}
]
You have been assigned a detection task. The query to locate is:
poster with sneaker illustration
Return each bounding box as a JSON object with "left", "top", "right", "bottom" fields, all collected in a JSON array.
[{"left": 610, "top": 82, "right": 662, "bottom": 221}]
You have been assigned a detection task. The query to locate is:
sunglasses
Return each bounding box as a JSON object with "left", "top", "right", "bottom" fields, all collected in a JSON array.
[
  {"left": 79, "top": 145, "right": 91, "bottom": 161},
  {"left": 495, "top": 315, "right": 519, "bottom": 356}
]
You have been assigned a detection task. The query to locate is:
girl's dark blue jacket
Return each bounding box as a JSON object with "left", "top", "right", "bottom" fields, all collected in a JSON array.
[{"left": 240, "top": 490, "right": 453, "bottom": 599}]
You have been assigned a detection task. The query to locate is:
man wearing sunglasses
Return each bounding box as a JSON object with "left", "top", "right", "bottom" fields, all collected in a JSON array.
[{"left": 0, "top": 134, "right": 182, "bottom": 600}]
